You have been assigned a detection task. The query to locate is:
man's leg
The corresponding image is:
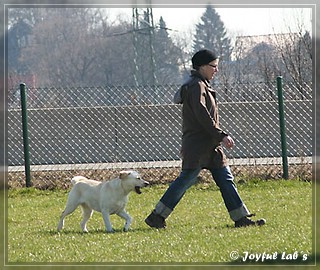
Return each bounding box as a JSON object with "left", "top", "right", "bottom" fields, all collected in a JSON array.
[
  {"left": 145, "top": 168, "right": 201, "bottom": 228},
  {"left": 210, "top": 166, "right": 266, "bottom": 227}
]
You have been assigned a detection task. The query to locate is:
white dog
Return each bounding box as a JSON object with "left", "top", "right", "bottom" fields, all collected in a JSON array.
[{"left": 57, "top": 170, "right": 149, "bottom": 233}]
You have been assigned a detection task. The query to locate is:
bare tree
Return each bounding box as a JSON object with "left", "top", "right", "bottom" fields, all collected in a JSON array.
[
  {"left": 170, "top": 29, "right": 195, "bottom": 80},
  {"left": 271, "top": 10, "right": 312, "bottom": 98},
  {"left": 21, "top": 8, "right": 108, "bottom": 86},
  {"left": 16, "top": 7, "right": 185, "bottom": 87}
]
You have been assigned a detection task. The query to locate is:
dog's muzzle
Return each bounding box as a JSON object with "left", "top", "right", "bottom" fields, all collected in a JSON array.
[{"left": 135, "top": 181, "right": 149, "bottom": 194}]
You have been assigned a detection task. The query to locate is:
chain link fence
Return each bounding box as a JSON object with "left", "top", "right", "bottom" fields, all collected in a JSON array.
[{"left": 7, "top": 81, "right": 312, "bottom": 188}]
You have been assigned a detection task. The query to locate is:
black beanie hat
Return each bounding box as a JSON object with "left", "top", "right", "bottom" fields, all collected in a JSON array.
[{"left": 192, "top": 49, "right": 218, "bottom": 69}]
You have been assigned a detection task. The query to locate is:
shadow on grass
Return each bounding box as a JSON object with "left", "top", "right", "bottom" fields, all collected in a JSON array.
[{"left": 44, "top": 227, "right": 158, "bottom": 236}]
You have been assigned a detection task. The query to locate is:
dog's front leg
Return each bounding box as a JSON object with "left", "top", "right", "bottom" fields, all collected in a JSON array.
[
  {"left": 101, "top": 209, "right": 114, "bottom": 233},
  {"left": 117, "top": 210, "right": 132, "bottom": 232}
]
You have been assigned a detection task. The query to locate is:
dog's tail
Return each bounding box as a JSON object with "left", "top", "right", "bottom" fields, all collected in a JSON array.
[{"left": 71, "top": 176, "right": 87, "bottom": 185}]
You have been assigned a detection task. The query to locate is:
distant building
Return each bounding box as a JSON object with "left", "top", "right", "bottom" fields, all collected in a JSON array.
[{"left": 231, "top": 33, "right": 299, "bottom": 60}]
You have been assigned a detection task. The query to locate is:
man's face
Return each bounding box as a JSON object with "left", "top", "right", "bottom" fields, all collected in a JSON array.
[{"left": 199, "top": 59, "right": 219, "bottom": 80}]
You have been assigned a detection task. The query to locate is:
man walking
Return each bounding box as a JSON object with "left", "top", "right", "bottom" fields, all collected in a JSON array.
[{"left": 145, "top": 49, "right": 266, "bottom": 229}]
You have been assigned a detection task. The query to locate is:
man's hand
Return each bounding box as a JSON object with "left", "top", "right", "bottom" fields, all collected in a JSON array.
[{"left": 222, "top": 135, "right": 234, "bottom": 149}]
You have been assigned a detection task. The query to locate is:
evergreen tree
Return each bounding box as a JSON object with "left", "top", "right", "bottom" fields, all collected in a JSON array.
[
  {"left": 154, "top": 16, "right": 182, "bottom": 84},
  {"left": 193, "top": 6, "right": 232, "bottom": 62},
  {"left": 8, "top": 19, "right": 32, "bottom": 74}
]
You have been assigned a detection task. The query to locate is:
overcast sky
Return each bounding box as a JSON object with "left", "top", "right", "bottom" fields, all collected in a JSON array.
[{"left": 108, "top": 7, "right": 313, "bottom": 37}]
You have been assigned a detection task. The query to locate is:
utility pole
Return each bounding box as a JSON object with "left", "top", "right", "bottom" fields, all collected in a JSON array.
[{"left": 132, "top": 7, "right": 157, "bottom": 86}]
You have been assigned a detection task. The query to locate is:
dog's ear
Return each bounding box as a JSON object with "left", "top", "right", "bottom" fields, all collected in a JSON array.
[{"left": 119, "top": 171, "right": 130, "bottom": 179}]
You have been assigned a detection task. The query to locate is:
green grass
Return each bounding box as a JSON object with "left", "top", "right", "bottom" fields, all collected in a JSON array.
[{"left": 5, "top": 179, "right": 314, "bottom": 266}]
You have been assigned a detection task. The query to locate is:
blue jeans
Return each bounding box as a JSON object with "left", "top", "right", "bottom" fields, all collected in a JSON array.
[{"left": 155, "top": 166, "right": 250, "bottom": 221}]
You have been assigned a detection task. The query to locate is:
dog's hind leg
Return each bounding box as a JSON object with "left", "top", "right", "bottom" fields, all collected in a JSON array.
[
  {"left": 57, "top": 197, "right": 80, "bottom": 231},
  {"left": 117, "top": 210, "right": 132, "bottom": 232},
  {"left": 80, "top": 203, "right": 93, "bottom": 233}
]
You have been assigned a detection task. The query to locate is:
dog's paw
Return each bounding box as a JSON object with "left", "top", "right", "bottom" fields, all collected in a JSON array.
[
  {"left": 106, "top": 229, "right": 115, "bottom": 233},
  {"left": 123, "top": 227, "right": 130, "bottom": 232}
]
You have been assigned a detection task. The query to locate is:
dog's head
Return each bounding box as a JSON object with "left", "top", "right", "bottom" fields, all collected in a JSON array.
[{"left": 119, "top": 170, "right": 149, "bottom": 194}]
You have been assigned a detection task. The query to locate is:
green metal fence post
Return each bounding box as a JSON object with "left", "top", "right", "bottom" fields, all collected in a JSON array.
[
  {"left": 20, "top": 83, "right": 32, "bottom": 187},
  {"left": 276, "top": 76, "right": 289, "bottom": 179}
]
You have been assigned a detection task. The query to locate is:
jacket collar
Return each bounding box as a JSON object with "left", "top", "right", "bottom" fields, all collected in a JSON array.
[{"left": 190, "top": 70, "right": 212, "bottom": 89}]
